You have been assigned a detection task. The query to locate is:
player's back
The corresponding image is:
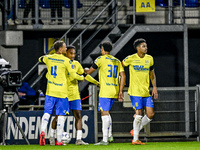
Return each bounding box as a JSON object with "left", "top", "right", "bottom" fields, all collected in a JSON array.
[
  {"left": 96, "top": 54, "right": 124, "bottom": 98},
  {"left": 42, "top": 54, "right": 70, "bottom": 98}
]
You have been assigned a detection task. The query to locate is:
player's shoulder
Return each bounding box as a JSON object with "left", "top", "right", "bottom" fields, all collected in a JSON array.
[
  {"left": 124, "top": 54, "right": 136, "bottom": 60},
  {"left": 73, "top": 60, "right": 80, "bottom": 64},
  {"left": 110, "top": 55, "right": 121, "bottom": 62},
  {"left": 96, "top": 55, "right": 102, "bottom": 60},
  {"left": 73, "top": 60, "right": 82, "bottom": 66},
  {"left": 145, "top": 54, "right": 153, "bottom": 59}
]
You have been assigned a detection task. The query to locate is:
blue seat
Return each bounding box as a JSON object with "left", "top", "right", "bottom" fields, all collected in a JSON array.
[
  {"left": 179, "top": 0, "right": 199, "bottom": 7},
  {"left": 63, "top": 0, "right": 83, "bottom": 8},
  {"left": 18, "top": 0, "right": 25, "bottom": 8},
  {"left": 40, "top": 0, "right": 50, "bottom": 8},
  {"left": 156, "top": 0, "right": 178, "bottom": 7},
  {"left": 156, "top": 0, "right": 169, "bottom": 7}
]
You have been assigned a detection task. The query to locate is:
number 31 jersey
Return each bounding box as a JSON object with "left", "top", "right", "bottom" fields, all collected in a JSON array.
[{"left": 94, "top": 54, "right": 124, "bottom": 98}]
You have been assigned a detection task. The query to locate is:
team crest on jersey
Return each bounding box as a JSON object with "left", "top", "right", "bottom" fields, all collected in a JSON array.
[
  {"left": 69, "top": 60, "right": 72, "bottom": 64},
  {"left": 145, "top": 60, "right": 149, "bottom": 64}
]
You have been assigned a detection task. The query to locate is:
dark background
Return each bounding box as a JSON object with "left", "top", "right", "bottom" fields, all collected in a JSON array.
[{"left": 18, "top": 29, "right": 200, "bottom": 101}]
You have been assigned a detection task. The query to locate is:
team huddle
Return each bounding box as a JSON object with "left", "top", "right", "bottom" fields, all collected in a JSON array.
[{"left": 38, "top": 39, "right": 158, "bottom": 146}]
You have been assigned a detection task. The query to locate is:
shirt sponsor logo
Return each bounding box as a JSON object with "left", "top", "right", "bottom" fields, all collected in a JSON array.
[
  {"left": 48, "top": 81, "right": 63, "bottom": 86},
  {"left": 48, "top": 57, "right": 64, "bottom": 62},
  {"left": 133, "top": 65, "right": 149, "bottom": 71}
]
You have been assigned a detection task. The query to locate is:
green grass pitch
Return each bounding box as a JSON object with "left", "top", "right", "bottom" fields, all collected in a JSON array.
[{"left": 0, "top": 142, "right": 200, "bottom": 150}]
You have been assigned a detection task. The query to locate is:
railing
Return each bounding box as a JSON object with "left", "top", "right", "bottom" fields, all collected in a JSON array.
[
  {"left": 89, "top": 85, "right": 200, "bottom": 141},
  {"left": 21, "top": 0, "right": 121, "bottom": 81}
]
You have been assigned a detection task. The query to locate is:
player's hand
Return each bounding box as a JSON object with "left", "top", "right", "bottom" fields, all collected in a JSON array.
[
  {"left": 152, "top": 87, "right": 158, "bottom": 99},
  {"left": 82, "top": 77, "right": 85, "bottom": 82},
  {"left": 118, "top": 92, "right": 124, "bottom": 102},
  {"left": 84, "top": 67, "right": 89, "bottom": 74},
  {"left": 18, "top": 92, "right": 26, "bottom": 98}
]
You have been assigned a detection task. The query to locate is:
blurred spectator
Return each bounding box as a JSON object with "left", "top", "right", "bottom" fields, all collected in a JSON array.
[
  {"left": 7, "top": 0, "right": 20, "bottom": 25},
  {"left": 18, "top": 82, "right": 38, "bottom": 105},
  {"left": 49, "top": 0, "right": 63, "bottom": 25},
  {"left": 23, "top": 0, "right": 43, "bottom": 25}
]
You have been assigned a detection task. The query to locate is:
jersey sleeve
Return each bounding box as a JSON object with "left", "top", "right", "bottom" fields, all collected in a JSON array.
[
  {"left": 122, "top": 56, "right": 131, "bottom": 67},
  {"left": 94, "top": 56, "right": 101, "bottom": 68},
  {"left": 85, "top": 74, "right": 99, "bottom": 85},
  {"left": 65, "top": 59, "right": 84, "bottom": 81},
  {"left": 150, "top": 56, "right": 154, "bottom": 67},
  {"left": 119, "top": 61, "right": 124, "bottom": 73},
  {"left": 76, "top": 62, "right": 84, "bottom": 75},
  {"left": 38, "top": 55, "right": 47, "bottom": 64}
]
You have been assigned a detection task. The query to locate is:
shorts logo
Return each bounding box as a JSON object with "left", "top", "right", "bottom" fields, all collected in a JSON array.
[{"left": 100, "top": 107, "right": 103, "bottom": 111}]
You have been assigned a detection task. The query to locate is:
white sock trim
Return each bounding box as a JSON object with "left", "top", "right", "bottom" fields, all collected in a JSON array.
[
  {"left": 41, "top": 113, "right": 50, "bottom": 133},
  {"left": 101, "top": 115, "right": 110, "bottom": 142},
  {"left": 76, "top": 130, "right": 82, "bottom": 140},
  {"left": 133, "top": 115, "right": 142, "bottom": 142},
  {"left": 140, "top": 115, "right": 152, "bottom": 131},
  {"left": 108, "top": 114, "right": 112, "bottom": 137},
  {"left": 57, "top": 116, "right": 65, "bottom": 142}
]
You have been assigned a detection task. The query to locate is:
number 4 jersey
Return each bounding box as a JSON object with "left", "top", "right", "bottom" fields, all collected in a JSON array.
[
  {"left": 94, "top": 54, "right": 124, "bottom": 98},
  {"left": 39, "top": 54, "right": 84, "bottom": 98}
]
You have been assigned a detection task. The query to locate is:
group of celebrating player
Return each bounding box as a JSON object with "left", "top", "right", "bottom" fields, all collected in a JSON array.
[{"left": 38, "top": 38, "right": 158, "bottom": 146}]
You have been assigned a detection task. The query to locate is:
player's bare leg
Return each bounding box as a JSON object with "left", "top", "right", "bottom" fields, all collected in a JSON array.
[{"left": 73, "top": 110, "right": 89, "bottom": 145}]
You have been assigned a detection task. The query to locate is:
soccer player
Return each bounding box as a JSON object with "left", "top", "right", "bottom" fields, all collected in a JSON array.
[
  {"left": 49, "top": 45, "right": 99, "bottom": 145},
  {"left": 39, "top": 41, "right": 84, "bottom": 146},
  {"left": 122, "top": 38, "right": 158, "bottom": 145},
  {"left": 84, "top": 41, "right": 126, "bottom": 145}
]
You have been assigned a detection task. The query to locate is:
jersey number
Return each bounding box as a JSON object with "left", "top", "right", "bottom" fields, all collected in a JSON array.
[
  {"left": 107, "top": 65, "right": 118, "bottom": 78},
  {"left": 51, "top": 65, "right": 57, "bottom": 78}
]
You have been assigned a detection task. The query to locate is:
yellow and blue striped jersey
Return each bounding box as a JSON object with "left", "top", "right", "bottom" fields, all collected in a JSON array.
[
  {"left": 94, "top": 54, "right": 124, "bottom": 98},
  {"left": 67, "top": 60, "right": 99, "bottom": 101},
  {"left": 122, "top": 53, "right": 154, "bottom": 97},
  {"left": 38, "top": 54, "right": 84, "bottom": 98}
]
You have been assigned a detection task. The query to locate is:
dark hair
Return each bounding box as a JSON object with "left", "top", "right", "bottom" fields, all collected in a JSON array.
[
  {"left": 133, "top": 38, "right": 146, "bottom": 50},
  {"left": 99, "top": 41, "right": 113, "bottom": 52},
  {"left": 66, "top": 45, "right": 76, "bottom": 51},
  {"left": 53, "top": 41, "right": 64, "bottom": 51}
]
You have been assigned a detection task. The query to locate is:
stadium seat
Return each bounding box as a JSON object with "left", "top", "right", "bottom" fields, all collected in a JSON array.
[
  {"left": 156, "top": 0, "right": 168, "bottom": 7},
  {"left": 18, "top": 0, "right": 25, "bottom": 8},
  {"left": 156, "top": 0, "right": 178, "bottom": 7},
  {"left": 63, "top": 0, "right": 83, "bottom": 8},
  {"left": 40, "top": 0, "right": 50, "bottom": 8},
  {"left": 178, "top": 0, "right": 199, "bottom": 7}
]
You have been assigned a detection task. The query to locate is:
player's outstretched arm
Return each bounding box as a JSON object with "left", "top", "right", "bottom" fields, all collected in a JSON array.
[
  {"left": 85, "top": 74, "right": 99, "bottom": 86},
  {"left": 150, "top": 70, "right": 158, "bottom": 99},
  {"left": 118, "top": 71, "right": 126, "bottom": 102},
  {"left": 84, "top": 67, "right": 96, "bottom": 75},
  {"left": 70, "top": 72, "right": 84, "bottom": 81}
]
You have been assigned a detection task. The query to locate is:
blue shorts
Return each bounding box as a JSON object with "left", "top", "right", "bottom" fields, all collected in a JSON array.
[
  {"left": 69, "top": 99, "right": 82, "bottom": 110},
  {"left": 98, "top": 97, "right": 115, "bottom": 111},
  {"left": 44, "top": 95, "right": 69, "bottom": 115},
  {"left": 130, "top": 96, "right": 154, "bottom": 110}
]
